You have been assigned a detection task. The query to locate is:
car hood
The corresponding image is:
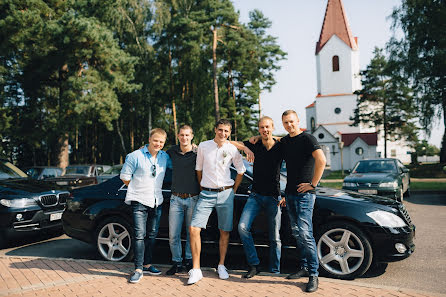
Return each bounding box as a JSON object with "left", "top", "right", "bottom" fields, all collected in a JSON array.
[
  {"left": 316, "top": 187, "right": 399, "bottom": 207},
  {"left": 344, "top": 172, "right": 398, "bottom": 183},
  {"left": 0, "top": 178, "right": 64, "bottom": 196}
]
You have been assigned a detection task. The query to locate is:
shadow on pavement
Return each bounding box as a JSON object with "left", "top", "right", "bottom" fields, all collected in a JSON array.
[{"left": 404, "top": 193, "right": 446, "bottom": 206}]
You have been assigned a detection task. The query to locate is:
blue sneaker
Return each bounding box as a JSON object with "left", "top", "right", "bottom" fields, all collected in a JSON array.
[
  {"left": 129, "top": 271, "right": 143, "bottom": 283},
  {"left": 143, "top": 265, "right": 162, "bottom": 275}
]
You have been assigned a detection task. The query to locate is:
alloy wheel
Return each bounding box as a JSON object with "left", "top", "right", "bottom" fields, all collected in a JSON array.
[{"left": 97, "top": 222, "right": 131, "bottom": 261}]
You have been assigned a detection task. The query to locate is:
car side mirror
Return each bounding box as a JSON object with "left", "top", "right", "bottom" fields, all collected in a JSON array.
[{"left": 402, "top": 168, "right": 409, "bottom": 173}]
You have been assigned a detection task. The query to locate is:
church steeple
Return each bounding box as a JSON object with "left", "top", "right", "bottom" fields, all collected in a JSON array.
[{"left": 316, "top": 0, "right": 358, "bottom": 54}]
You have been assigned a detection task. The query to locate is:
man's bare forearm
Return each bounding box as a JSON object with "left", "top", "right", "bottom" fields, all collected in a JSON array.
[{"left": 233, "top": 173, "right": 244, "bottom": 193}]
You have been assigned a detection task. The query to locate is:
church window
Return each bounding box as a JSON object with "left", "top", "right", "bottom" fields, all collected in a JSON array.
[
  {"left": 391, "top": 149, "right": 396, "bottom": 157},
  {"left": 334, "top": 107, "right": 341, "bottom": 114},
  {"left": 311, "top": 117, "right": 316, "bottom": 133},
  {"left": 355, "top": 147, "right": 364, "bottom": 156},
  {"left": 332, "top": 55, "right": 340, "bottom": 72},
  {"left": 318, "top": 133, "right": 325, "bottom": 139}
]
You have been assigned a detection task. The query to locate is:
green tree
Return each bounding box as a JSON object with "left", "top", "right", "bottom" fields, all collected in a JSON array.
[
  {"left": 352, "top": 47, "right": 418, "bottom": 157},
  {"left": 390, "top": 0, "right": 446, "bottom": 162}
]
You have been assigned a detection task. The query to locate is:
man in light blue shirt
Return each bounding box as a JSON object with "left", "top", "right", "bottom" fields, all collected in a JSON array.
[{"left": 120, "top": 128, "right": 172, "bottom": 284}]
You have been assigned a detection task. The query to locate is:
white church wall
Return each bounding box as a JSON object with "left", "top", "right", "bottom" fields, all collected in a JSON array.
[
  {"left": 306, "top": 106, "right": 316, "bottom": 133},
  {"left": 376, "top": 132, "right": 413, "bottom": 164},
  {"left": 317, "top": 36, "right": 357, "bottom": 95}
]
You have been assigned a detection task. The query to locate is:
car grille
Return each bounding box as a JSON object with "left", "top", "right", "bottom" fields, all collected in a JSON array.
[
  {"left": 58, "top": 192, "right": 70, "bottom": 204},
  {"left": 357, "top": 182, "right": 380, "bottom": 187},
  {"left": 399, "top": 204, "right": 412, "bottom": 225},
  {"left": 39, "top": 194, "right": 58, "bottom": 207}
]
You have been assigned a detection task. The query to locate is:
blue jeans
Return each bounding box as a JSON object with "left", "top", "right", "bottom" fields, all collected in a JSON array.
[
  {"left": 286, "top": 192, "right": 319, "bottom": 276},
  {"left": 191, "top": 189, "right": 234, "bottom": 231},
  {"left": 238, "top": 193, "right": 282, "bottom": 273},
  {"left": 131, "top": 201, "right": 162, "bottom": 270},
  {"left": 168, "top": 195, "right": 198, "bottom": 263}
]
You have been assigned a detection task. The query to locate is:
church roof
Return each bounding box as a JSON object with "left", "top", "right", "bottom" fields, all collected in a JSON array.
[
  {"left": 341, "top": 132, "right": 377, "bottom": 147},
  {"left": 315, "top": 0, "right": 358, "bottom": 54},
  {"left": 305, "top": 102, "right": 315, "bottom": 108}
]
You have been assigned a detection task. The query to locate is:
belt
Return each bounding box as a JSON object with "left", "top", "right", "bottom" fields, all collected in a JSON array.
[
  {"left": 172, "top": 192, "right": 199, "bottom": 199},
  {"left": 201, "top": 186, "right": 233, "bottom": 192}
]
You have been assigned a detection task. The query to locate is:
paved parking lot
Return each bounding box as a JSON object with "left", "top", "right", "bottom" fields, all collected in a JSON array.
[{"left": 0, "top": 256, "right": 437, "bottom": 297}]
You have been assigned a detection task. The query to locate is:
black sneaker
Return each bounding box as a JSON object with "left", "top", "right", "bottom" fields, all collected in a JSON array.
[
  {"left": 306, "top": 276, "right": 318, "bottom": 293},
  {"left": 286, "top": 267, "right": 309, "bottom": 279},
  {"left": 184, "top": 260, "right": 193, "bottom": 272},
  {"left": 242, "top": 265, "right": 260, "bottom": 279},
  {"left": 165, "top": 263, "right": 182, "bottom": 275}
]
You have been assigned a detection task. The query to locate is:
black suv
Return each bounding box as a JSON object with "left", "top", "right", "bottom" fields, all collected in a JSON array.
[{"left": 0, "top": 160, "right": 70, "bottom": 246}]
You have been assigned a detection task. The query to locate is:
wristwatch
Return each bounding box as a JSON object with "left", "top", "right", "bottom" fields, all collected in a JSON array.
[{"left": 309, "top": 182, "right": 316, "bottom": 189}]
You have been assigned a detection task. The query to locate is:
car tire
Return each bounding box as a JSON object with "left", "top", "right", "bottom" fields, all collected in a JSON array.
[
  {"left": 95, "top": 216, "right": 133, "bottom": 262},
  {"left": 397, "top": 187, "right": 404, "bottom": 202},
  {"left": 316, "top": 221, "right": 373, "bottom": 280},
  {"left": 404, "top": 187, "right": 410, "bottom": 198}
]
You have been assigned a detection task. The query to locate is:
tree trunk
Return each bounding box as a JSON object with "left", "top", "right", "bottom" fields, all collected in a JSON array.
[
  {"left": 212, "top": 27, "right": 220, "bottom": 121},
  {"left": 169, "top": 49, "right": 178, "bottom": 144},
  {"left": 440, "top": 97, "right": 446, "bottom": 162},
  {"left": 383, "top": 98, "right": 387, "bottom": 158},
  {"left": 116, "top": 120, "right": 127, "bottom": 154},
  {"left": 57, "top": 134, "right": 69, "bottom": 172}
]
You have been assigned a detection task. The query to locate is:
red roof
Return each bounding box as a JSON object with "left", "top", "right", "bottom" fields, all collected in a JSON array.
[
  {"left": 315, "top": 0, "right": 358, "bottom": 54},
  {"left": 305, "top": 102, "right": 315, "bottom": 108},
  {"left": 341, "top": 132, "right": 377, "bottom": 147}
]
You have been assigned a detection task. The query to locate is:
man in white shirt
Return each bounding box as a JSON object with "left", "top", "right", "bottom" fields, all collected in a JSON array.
[
  {"left": 120, "top": 128, "right": 171, "bottom": 284},
  {"left": 187, "top": 119, "right": 246, "bottom": 285}
]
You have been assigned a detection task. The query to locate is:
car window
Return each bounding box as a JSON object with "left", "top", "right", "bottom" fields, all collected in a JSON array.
[
  {"left": 26, "top": 168, "right": 41, "bottom": 179},
  {"left": 353, "top": 160, "right": 397, "bottom": 173},
  {"left": 65, "top": 166, "right": 90, "bottom": 175},
  {"left": 0, "top": 162, "right": 27, "bottom": 179},
  {"left": 42, "top": 168, "right": 55, "bottom": 178},
  {"left": 97, "top": 166, "right": 104, "bottom": 175}
]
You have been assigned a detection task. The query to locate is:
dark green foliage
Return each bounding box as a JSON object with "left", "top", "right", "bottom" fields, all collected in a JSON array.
[{"left": 0, "top": 0, "right": 286, "bottom": 167}]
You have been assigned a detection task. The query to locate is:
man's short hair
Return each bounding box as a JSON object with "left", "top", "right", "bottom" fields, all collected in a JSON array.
[
  {"left": 150, "top": 128, "right": 167, "bottom": 138},
  {"left": 259, "top": 116, "right": 274, "bottom": 127},
  {"left": 179, "top": 124, "right": 193, "bottom": 134},
  {"left": 282, "top": 110, "right": 298, "bottom": 118},
  {"left": 215, "top": 119, "right": 232, "bottom": 130}
]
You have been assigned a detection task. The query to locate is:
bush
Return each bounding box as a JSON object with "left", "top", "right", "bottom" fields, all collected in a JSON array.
[{"left": 407, "top": 163, "right": 446, "bottom": 178}]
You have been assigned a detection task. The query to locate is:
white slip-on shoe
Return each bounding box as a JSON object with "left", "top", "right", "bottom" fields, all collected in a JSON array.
[
  {"left": 187, "top": 269, "right": 203, "bottom": 285},
  {"left": 217, "top": 265, "right": 229, "bottom": 280}
]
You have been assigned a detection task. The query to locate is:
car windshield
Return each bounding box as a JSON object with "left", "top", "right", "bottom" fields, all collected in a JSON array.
[
  {"left": 102, "top": 165, "right": 123, "bottom": 175},
  {"left": 0, "top": 161, "right": 28, "bottom": 179},
  {"left": 65, "top": 166, "right": 90, "bottom": 175},
  {"left": 26, "top": 168, "right": 43, "bottom": 178},
  {"left": 353, "top": 160, "right": 397, "bottom": 173}
]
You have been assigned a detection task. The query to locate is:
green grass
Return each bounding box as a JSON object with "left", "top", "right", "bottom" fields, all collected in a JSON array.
[
  {"left": 319, "top": 181, "right": 446, "bottom": 191},
  {"left": 323, "top": 171, "right": 345, "bottom": 180}
]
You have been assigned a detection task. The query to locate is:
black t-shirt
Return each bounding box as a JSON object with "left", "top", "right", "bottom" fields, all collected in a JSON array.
[
  {"left": 281, "top": 132, "right": 321, "bottom": 194},
  {"left": 167, "top": 145, "right": 200, "bottom": 194},
  {"left": 243, "top": 140, "right": 283, "bottom": 196}
]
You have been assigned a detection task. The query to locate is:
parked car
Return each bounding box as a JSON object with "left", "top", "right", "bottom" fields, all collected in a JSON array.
[
  {"left": 0, "top": 159, "right": 70, "bottom": 247},
  {"left": 25, "top": 166, "right": 64, "bottom": 180},
  {"left": 96, "top": 164, "right": 123, "bottom": 184},
  {"left": 342, "top": 158, "right": 410, "bottom": 202},
  {"left": 45, "top": 164, "right": 111, "bottom": 189},
  {"left": 62, "top": 161, "right": 415, "bottom": 279}
]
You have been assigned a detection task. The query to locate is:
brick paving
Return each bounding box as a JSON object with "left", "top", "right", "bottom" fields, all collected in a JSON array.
[{"left": 0, "top": 256, "right": 440, "bottom": 297}]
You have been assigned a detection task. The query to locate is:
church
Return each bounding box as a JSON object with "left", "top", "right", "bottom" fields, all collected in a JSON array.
[{"left": 305, "top": 0, "right": 412, "bottom": 171}]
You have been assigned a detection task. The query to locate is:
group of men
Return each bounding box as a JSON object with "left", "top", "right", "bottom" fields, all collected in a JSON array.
[{"left": 120, "top": 110, "right": 326, "bottom": 293}]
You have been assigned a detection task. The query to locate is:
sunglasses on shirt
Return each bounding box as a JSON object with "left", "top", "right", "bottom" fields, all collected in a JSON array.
[{"left": 151, "top": 165, "right": 156, "bottom": 177}]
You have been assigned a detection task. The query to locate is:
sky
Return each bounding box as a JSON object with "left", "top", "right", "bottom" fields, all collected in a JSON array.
[{"left": 231, "top": 0, "right": 444, "bottom": 148}]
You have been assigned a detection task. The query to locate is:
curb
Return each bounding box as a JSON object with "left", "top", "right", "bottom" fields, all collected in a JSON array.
[{"left": 1, "top": 255, "right": 444, "bottom": 297}]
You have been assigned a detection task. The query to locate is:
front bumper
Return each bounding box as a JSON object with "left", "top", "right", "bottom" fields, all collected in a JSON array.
[
  {"left": 342, "top": 186, "right": 399, "bottom": 199},
  {"left": 0, "top": 207, "right": 65, "bottom": 238}
]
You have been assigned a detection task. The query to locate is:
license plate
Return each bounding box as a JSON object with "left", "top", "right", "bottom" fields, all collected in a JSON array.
[
  {"left": 50, "top": 212, "right": 63, "bottom": 221},
  {"left": 358, "top": 189, "right": 377, "bottom": 194},
  {"left": 56, "top": 181, "right": 69, "bottom": 185}
]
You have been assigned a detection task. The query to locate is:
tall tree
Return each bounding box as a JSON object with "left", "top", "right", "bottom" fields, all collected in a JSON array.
[
  {"left": 389, "top": 0, "right": 446, "bottom": 162},
  {"left": 352, "top": 47, "right": 418, "bottom": 157}
]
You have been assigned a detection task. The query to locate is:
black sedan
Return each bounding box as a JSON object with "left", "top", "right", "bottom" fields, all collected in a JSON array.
[
  {"left": 0, "top": 160, "right": 70, "bottom": 247},
  {"left": 62, "top": 164, "right": 415, "bottom": 279}
]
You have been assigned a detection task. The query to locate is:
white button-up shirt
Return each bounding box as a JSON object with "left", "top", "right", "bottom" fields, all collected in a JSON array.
[
  {"left": 120, "top": 145, "right": 171, "bottom": 207},
  {"left": 195, "top": 140, "right": 246, "bottom": 188}
]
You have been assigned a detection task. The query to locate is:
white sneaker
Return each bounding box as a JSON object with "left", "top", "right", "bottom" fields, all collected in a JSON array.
[
  {"left": 217, "top": 265, "right": 229, "bottom": 280},
  {"left": 187, "top": 269, "right": 203, "bottom": 285}
]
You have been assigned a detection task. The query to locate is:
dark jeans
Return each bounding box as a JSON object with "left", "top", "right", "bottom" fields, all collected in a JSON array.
[
  {"left": 238, "top": 192, "right": 282, "bottom": 273},
  {"left": 131, "top": 201, "right": 162, "bottom": 270},
  {"left": 286, "top": 192, "right": 319, "bottom": 276}
]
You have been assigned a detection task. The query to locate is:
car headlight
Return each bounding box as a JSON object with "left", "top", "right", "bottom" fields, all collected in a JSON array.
[
  {"left": 0, "top": 198, "right": 38, "bottom": 208},
  {"left": 343, "top": 182, "right": 357, "bottom": 187},
  {"left": 379, "top": 181, "right": 398, "bottom": 188},
  {"left": 367, "top": 210, "right": 406, "bottom": 227}
]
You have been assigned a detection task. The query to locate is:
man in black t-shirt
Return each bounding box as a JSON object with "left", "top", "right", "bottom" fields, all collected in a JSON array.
[
  {"left": 165, "top": 125, "right": 200, "bottom": 275},
  {"left": 231, "top": 116, "right": 285, "bottom": 279},
  {"left": 281, "top": 110, "right": 326, "bottom": 293}
]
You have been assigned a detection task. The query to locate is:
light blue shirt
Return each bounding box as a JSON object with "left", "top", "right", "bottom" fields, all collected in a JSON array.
[{"left": 120, "top": 145, "right": 172, "bottom": 207}]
